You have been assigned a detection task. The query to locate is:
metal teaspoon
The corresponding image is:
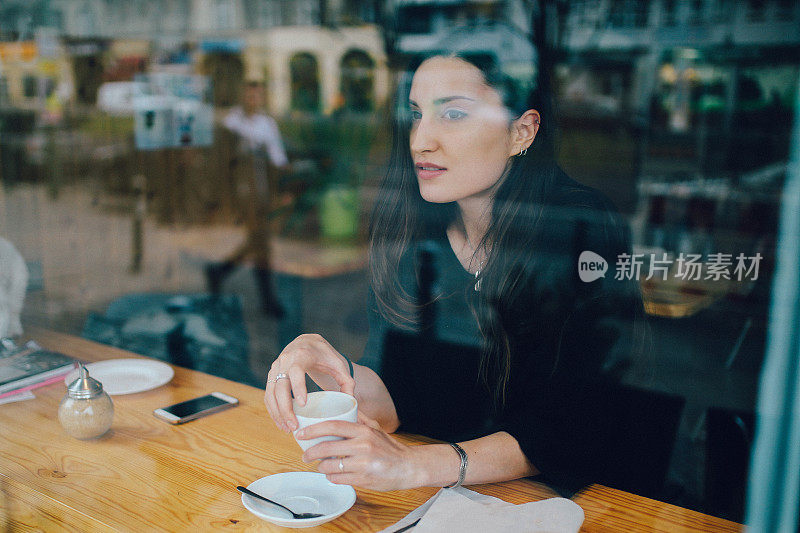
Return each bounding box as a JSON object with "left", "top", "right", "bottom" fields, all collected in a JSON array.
[{"left": 237, "top": 485, "right": 324, "bottom": 519}]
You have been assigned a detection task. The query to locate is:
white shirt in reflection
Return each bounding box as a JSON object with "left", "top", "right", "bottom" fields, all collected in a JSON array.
[{"left": 223, "top": 107, "right": 288, "bottom": 168}]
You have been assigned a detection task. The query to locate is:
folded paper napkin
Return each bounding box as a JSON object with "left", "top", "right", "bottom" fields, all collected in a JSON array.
[{"left": 379, "top": 487, "right": 584, "bottom": 533}]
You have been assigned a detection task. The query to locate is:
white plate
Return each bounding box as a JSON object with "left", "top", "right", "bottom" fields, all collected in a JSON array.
[
  {"left": 241, "top": 472, "right": 356, "bottom": 528},
  {"left": 64, "top": 359, "right": 174, "bottom": 395}
]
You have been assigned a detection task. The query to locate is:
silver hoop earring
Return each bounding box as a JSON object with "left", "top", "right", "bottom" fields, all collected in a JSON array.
[{"left": 517, "top": 147, "right": 528, "bottom": 157}]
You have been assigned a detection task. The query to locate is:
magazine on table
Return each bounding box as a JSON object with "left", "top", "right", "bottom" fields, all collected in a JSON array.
[{"left": 0, "top": 340, "right": 77, "bottom": 397}]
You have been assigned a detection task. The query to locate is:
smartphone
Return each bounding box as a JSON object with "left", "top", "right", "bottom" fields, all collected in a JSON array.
[{"left": 153, "top": 392, "right": 238, "bottom": 424}]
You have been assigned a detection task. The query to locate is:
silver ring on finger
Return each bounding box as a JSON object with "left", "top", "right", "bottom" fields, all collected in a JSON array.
[
  {"left": 267, "top": 372, "right": 289, "bottom": 384},
  {"left": 338, "top": 457, "right": 345, "bottom": 473}
]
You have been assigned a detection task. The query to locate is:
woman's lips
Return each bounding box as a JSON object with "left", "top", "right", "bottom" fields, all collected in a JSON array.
[{"left": 415, "top": 163, "right": 447, "bottom": 180}]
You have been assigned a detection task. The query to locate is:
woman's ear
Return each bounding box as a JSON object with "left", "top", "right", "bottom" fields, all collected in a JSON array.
[{"left": 509, "top": 109, "right": 540, "bottom": 156}]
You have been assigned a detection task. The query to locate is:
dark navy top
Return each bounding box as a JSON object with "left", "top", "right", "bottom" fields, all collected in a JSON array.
[{"left": 360, "top": 170, "right": 644, "bottom": 493}]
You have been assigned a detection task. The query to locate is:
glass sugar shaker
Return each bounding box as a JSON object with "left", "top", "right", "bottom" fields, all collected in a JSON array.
[{"left": 58, "top": 364, "right": 114, "bottom": 439}]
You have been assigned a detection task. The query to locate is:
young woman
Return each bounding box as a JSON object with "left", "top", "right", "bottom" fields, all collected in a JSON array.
[{"left": 264, "top": 52, "right": 644, "bottom": 493}]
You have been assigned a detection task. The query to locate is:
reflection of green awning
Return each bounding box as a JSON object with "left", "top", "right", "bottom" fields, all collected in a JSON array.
[{"left": 696, "top": 95, "right": 725, "bottom": 112}]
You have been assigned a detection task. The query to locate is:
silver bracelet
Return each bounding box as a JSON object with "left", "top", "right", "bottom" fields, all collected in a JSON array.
[{"left": 443, "top": 442, "right": 468, "bottom": 488}]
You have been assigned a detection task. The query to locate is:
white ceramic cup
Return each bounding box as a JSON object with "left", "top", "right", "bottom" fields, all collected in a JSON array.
[{"left": 292, "top": 391, "right": 358, "bottom": 452}]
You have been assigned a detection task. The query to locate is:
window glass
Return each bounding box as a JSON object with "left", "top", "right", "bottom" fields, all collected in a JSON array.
[
  {"left": 0, "top": 3, "right": 797, "bottom": 528},
  {"left": 290, "top": 52, "right": 320, "bottom": 112},
  {"left": 340, "top": 50, "right": 375, "bottom": 113}
]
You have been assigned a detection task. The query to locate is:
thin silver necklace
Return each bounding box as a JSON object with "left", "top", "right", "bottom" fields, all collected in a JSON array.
[{"left": 464, "top": 231, "right": 485, "bottom": 291}]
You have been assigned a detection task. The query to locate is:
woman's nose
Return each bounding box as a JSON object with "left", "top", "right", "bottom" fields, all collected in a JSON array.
[{"left": 410, "top": 118, "right": 438, "bottom": 154}]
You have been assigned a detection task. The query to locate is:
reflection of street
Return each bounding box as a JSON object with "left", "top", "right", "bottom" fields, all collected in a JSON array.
[
  {"left": 1, "top": 183, "right": 369, "bottom": 378},
  {"left": 4, "top": 183, "right": 201, "bottom": 309}
]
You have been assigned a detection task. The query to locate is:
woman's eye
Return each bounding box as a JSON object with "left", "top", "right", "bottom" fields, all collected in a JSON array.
[
  {"left": 443, "top": 108, "right": 467, "bottom": 120},
  {"left": 410, "top": 110, "right": 422, "bottom": 121}
]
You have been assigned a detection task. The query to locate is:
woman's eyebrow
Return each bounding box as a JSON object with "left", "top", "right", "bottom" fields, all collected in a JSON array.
[
  {"left": 434, "top": 96, "right": 475, "bottom": 105},
  {"left": 408, "top": 96, "right": 476, "bottom": 107}
]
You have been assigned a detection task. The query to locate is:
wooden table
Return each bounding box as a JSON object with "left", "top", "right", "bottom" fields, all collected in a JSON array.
[
  {"left": 640, "top": 275, "right": 731, "bottom": 319},
  {"left": 1, "top": 330, "right": 743, "bottom": 532}
]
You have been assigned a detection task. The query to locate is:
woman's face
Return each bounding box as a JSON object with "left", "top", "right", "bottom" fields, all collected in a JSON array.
[{"left": 408, "top": 56, "right": 518, "bottom": 205}]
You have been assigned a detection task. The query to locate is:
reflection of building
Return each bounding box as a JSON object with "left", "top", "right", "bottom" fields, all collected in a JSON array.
[
  {"left": 189, "top": 1, "right": 389, "bottom": 114},
  {"left": 53, "top": 1, "right": 187, "bottom": 38},
  {"left": 235, "top": 26, "right": 389, "bottom": 114},
  {"left": 0, "top": 0, "right": 389, "bottom": 115},
  {"left": 0, "top": 37, "right": 73, "bottom": 112},
  {"left": 561, "top": 0, "right": 800, "bottom": 174},
  {"left": 389, "top": 0, "right": 535, "bottom": 70},
  {"left": 563, "top": 0, "right": 800, "bottom": 115}
]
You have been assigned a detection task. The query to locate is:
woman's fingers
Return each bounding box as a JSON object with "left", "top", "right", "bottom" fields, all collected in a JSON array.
[
  {"left": 264, "top": 369, "right": 287, "bottom": 431},
  {"left": 283, "top": 366, "right": 307, "bottom": 427},
  {"left": 298, "top": 416, "right": 417, "bottom": 491},
  {"left": 274, "top": 375, "right": 298, "bottom": 431},
  {"left": 317, "top": 455, "right": 367, "bottom": 475},
  {"left": 297, "top": 420, "right": 365, "bottom": 441},
  {"left": 335, "top": 371, "right": 356, "bottom": 396},
  {"left": 308, "top": 335, "right": 354, "bottom": 395},
  {"left": 302, "top": 438, "right": 363, "bottom": 463},
  {"left": 324, "top": 473, "right": 362, "bottom": 486},
  {"left": 357, "top": 410, "right": 381, "bottom": 430},
  {"left": 263, "top": 388, "right": 282, "bottom": 431},
  {"left": 263, "top": 334, "right": 358, "bottom": 434},
  {"left": 290, "top": 366, "right": 308, "bottom": 407},
  {"left": 312, "top": 439, "right": 412, "bottom": 491}
]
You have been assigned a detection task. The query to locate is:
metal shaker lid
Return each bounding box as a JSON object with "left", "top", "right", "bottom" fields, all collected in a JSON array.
[{"left": 66, "top": 364, "right": 104, "bottom": 399}]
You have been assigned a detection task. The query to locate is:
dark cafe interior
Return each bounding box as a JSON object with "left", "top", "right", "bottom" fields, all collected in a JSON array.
[{"left": 1, "top": 1, "right": 799, "bottom": 531}]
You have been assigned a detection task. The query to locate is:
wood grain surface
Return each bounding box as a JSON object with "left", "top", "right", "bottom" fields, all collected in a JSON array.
[{"left": 1, "top": 329, "right": 742, "bottom": 532}]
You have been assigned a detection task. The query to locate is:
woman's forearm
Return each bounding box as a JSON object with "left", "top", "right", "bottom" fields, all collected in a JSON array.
[
  {"left": 308, "top": 363, "right": 399, "bottom": 432},
  {"left": 409, "top": 432, "right": 538, "bottom": 488},
  {"left": 353, "top": 364, "right": 400, "bottom": 431}
]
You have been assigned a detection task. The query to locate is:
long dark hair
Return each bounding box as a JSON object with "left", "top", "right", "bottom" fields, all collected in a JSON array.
[{"left": 369, "top": 51, "right": 638, "bottom": 403}]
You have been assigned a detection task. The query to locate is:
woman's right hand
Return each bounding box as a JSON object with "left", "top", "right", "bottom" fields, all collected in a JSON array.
[{"left": 264, "top": 334, "right": 355, "bottom": 433}]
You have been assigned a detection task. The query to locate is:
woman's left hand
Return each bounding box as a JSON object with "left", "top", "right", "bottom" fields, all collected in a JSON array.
[{"left": 298, "top": 412, "right": 423, "bottom": 491}]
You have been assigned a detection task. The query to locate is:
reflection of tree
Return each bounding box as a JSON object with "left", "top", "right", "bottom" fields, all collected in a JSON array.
[
  {"left": 737, "top": 76, "right": 763, "bottom": 104},
  {"left": 728, "top": 74, "right": 792, "bottom": 171},
  {"left": 290, "top": 52, "right": 320, "bottom": 112},
  {"left": 532, "top": 1, "right": 571, "bottom": 88},
  {"left": 340, "top": 49, "right": 375, "bottom": 113},
  {"left": 73, "top": 54, "right": 104, "bottom": 104},
  {"left": 531, "top": 0, "right": 571, "bottom": 150},
  {"left": 202, "top": 52, "right": 243, "bottom": 107}
]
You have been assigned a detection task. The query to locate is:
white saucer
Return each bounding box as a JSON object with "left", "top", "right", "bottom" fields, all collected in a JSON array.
[
  {"left": 241, "top": 472, "right": 356, "bottom": 528},
  {"left": 64, "top": 359, "right": 174, "bottom": 395}
]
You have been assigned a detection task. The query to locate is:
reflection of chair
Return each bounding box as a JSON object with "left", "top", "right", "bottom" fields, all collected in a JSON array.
[
  {"left": 380, "top": 326, "right": 684, "bottom": 500},
  {"left": 82, "top": 293, "right": 260, "bottom": 386},
  {"left": 595, "top": 384, "right": 685, "bottom": 501},
  {"left": 704, "top": 408, "right": 754, "bottom": 522}
]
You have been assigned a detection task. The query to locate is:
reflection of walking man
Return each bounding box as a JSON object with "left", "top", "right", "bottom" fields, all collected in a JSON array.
[{"left": 206, "top": 81, "right": 288, "bottom": 317}]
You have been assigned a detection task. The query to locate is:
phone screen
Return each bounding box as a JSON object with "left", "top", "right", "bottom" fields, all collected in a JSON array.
[{"left": 162, "top": 394, "right": 230, "bottom": 418}]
